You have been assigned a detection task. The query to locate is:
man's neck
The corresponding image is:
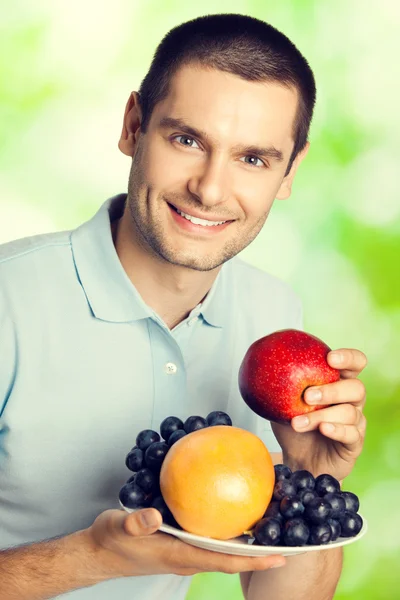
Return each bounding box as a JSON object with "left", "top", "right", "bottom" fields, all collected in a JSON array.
[{"left": 111, "top": 217, "right": 221, "bottom": 330}]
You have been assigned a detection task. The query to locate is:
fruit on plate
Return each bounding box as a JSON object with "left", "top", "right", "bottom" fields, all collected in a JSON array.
[
  {"left": 119, "top": 411, "right": 232, "bottom": 520},
  {"left": 119, "top": 415, "right": 364, "bottom": 547},
  {"left": 238, "top": 328, "right": 340, "bottom": 423},
  {"left": 159, "top": 425, "right": 275, "bottom": 540},
  {"left": 252, "top": 464, "right": 363, "bottom": 547}
]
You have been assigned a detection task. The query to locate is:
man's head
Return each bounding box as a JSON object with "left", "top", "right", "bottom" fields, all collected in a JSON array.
[
  {"left": 118, "top": 14, "right": 316, "bottom": 272},
  {"left": 138, "top": 14, "right": 316, "bottom": 176}
]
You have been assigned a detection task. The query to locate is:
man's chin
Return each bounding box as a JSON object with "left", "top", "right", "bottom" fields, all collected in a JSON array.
[{"left": 159, "top": 250, "right": 229, "bottom": 272}]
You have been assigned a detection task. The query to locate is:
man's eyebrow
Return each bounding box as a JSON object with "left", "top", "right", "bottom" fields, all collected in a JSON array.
[{"left": 158, "top": 117, "right": 284, "bottom": 162}]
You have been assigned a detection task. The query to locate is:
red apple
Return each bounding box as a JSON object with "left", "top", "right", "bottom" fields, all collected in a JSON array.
[{"left": 238, "top": 329, "right": 340, "bottom": 423}]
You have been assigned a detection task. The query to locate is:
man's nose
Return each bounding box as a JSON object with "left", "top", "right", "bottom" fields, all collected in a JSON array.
[{"left": 187, "top": 155, "right": 229, "bottom": 207}]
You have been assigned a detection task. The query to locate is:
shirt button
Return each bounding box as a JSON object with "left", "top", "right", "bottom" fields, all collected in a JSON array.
[
  {"left": 164, "top": 362, "right": 177, "bottom": 375},
  {"left": 188, "top": 316, "right": 198, "bottom": 326}
]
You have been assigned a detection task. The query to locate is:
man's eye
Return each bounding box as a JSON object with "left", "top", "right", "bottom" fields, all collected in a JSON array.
[
  {"left": 241, "top": 155, "right": 265, "bottom": 168},
  {"left": 174, "top": 135, "right": 200, "bottom": 148}
]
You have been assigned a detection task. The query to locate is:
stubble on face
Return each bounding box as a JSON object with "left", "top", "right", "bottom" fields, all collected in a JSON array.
[{"left": 126, "top": 138, "right": 271, "bottom": 273}]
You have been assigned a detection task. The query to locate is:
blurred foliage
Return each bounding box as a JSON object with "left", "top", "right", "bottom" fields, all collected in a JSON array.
[{"left": 1, "top": 0, "right": 399, "bottom": 598}]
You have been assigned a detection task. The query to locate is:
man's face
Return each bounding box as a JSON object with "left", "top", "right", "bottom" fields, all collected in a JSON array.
[{"left": 124, "top": 65, "right": 304, "bottom": 272}]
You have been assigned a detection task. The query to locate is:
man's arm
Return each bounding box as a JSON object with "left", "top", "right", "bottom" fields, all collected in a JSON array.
[
  {"left": 0, "top": 507, "right": 287, "bottom": 600},
  {"left": 0, "top": 530, "right": 112, "bottom": 600},
  {"left": 243, "top": 548, "right": 342, "bottom": 600}
]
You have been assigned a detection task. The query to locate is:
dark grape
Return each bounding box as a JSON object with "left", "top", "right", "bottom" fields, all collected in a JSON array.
[
  {"left": 298, "top": 488, "right": 319, "bottom": 507},
  {"left": 315, "top": 473, "right": 340, "bottom": 496},
  {"left": 151, "top": 496, "right": 174, "bottom": 523},
  {"left": 168, "top": 429, "right": 187, "bottom": 446},
  {"left": 135, "top": 468, "right": 159, "bottom": 494},
  {"left": 274, "top": 464, "right": 292, "bottom": 481},
  {"left": 119, "top": 482, "right": 148, "bottom": 509},
  {"left": 324, "top": 492, "right": 346, "bottom": 519},
  {"left": 125, "top": 447, "right": 144, "bottom": 472},
  {"left": 151, "top": 496, "right": 181, "bottom": 528},
  {"left": 304, "top": 498, "right": 332, "bottom": 524},
  {"left": 263, "top": 501, "right": 284, "bottom": 524},
  {"left": 283, "top": 518, "right": 310, "bottom": 546},
  {"left": 160, "top": 416, "right": 184, "bottom": 442},
  {"left": 183, "top": 415, "right": 207, "bottom": 433},
  {"left": 136, "top": 430, "right": 160, "bottom": 452},
  {"left": 292, "top": 470, "right": 315, "bottom": 492},
  {"left": 341, "top": 491, "right": 360, "bottom": 513},
  {"left": 280, "top": 495, "right": 305, "bottom": 519},
  {"left": 273, "top": 479, "right": 297, "bottom": 501},
  {"left": 327, "top": 518, "right": 341, "bottom": 541},
  {"left": 144, "top": 441, "right": 169, "bottom": 470},
  {"left": 126, "top": 474, "right": 136, "bottom": 484},
  {"left": 308, "top": 523, "right": 332, "bottom": 545},
  {"left": 206, "top": 411, "right": 232, "bottom": 426},
  {"left": 254, "top": 518, "right": 281, "bottom": 546},
  {"left": 339, "top": 511, "right": 363, "bottom": 537}
]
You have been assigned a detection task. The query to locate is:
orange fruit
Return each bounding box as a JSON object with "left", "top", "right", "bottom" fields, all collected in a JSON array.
[{"left": 159, "top": 425, "right": 275, "bottom": 540}]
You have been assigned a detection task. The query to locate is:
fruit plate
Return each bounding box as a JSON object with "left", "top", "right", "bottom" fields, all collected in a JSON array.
[{"left": 119, "top": 502, "right": 367, "bottom": 557}]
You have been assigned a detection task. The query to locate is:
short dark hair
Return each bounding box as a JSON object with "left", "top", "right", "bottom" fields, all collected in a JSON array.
[{"left": 138, "top": 13, "right": 316, "bottom": 175}]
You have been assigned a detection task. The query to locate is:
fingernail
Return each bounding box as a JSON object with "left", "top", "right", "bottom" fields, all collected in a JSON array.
[
  {"left": 293, "top": 415, "right": 309, "bottom": 429},
  {"left": 306, "top": 388, "right": 322, "bottom": 403},
  {"left": 324, "top": 423, "right": 335, "bottom": 433},
  {"left": 330, "top": 352, "right": 343, "bottom": 366},
  {"left": 271, "top": 561, "right": 285, "bottom": 569},
  {"left": 140, "top": 509, "right": 159, "bottom": 529}
]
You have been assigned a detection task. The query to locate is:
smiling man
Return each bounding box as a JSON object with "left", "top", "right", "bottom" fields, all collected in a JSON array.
[
  {"left": 115, "top": 65, "right": 303, "bottom": 329},
  {"left": 0, "top": 13, "right": 367, "bottom": 600}
]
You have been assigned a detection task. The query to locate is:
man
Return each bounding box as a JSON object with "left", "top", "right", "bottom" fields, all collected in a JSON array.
[{"left": 0, "top": 13, "right": 367, "bottom": 600}]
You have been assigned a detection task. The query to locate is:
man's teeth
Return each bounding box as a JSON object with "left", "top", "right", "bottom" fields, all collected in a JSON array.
[{"left": 176, "top": 208, "right": 227, "bottom": 226}]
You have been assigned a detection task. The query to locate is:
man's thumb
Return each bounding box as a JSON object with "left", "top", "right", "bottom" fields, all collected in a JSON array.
[{"left": 124, "top": 508, "right": 162, "bottom": 536}]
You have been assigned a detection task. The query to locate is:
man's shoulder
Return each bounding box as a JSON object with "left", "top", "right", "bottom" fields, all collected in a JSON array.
[
  {"left": 231, "top": 257, "right": 301, "bottom": 305},
  {"left": 227, "top": 258, "right": 303, "bottom": 336},
  {"left": 0, "top": 230, "right": 72, "bottom": 267}
]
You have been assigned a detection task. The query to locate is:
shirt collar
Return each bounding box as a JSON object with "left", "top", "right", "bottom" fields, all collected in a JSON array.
[{"left": 70, "top": 194, "right": 232, "bottom": 327}]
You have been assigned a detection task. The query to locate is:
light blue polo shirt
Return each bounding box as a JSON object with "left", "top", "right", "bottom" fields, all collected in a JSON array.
[{"left": 0, "top": 194, "right": 303, "bottom": 600}]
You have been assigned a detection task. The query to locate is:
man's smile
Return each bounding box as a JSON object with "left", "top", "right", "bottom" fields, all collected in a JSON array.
[{"left": 167, "top": 202, "right": 234, "bottom": 234}]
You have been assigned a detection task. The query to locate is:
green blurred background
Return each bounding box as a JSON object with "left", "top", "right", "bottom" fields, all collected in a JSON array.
[{"left": 1, "top": 1, "right": 399, "bottom": 598}]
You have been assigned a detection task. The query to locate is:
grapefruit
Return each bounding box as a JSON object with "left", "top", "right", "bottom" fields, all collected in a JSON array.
[{"left": 159, "top": 425, "right": 275, "bottom": 540}]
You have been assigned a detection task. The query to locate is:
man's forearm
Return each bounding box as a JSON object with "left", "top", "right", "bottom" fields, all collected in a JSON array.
[
  {"left": 0, "top": 529, "right": 114, "bottom": 600},
  {"left": 245, "top": 547, "right": 342, "bottom": 600}
]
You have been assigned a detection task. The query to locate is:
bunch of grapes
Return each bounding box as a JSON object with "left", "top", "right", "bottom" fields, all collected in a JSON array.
[
  {"left": 118, "top": 411, "right": 232, "bottom": 526},
  {"left": 252, "top": 464, "right": 363, "bottom": 547}
]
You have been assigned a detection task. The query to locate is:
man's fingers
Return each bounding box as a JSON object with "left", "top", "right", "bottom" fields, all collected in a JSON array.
[
  {"left": 327, "top": 348, "right": 368, "bottom": 377},
  {"left": 304, "top": 377, "right": 366, "bottom": 408},
  {"left": 292, "top": 403, "right": 363, "bottom": 431},
  {"left": 292, "top": 406, "right": 367, "bottom": 451},
  {"left": 123, "top": 510, "right": 286, "bottom": 573},
  {"left": 318, "top": 420, "right": 365, "bottom": 451},
  {"left": 123, "top": 508, "right": 163, "bottom": 536},
  {"left": 184, "top": 551, "right": 286, "bottom": 574}
]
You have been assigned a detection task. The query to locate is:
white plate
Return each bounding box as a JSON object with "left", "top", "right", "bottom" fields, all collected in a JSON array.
[{"left": 119, "top": 502, "right": 367, "bottom": 557}]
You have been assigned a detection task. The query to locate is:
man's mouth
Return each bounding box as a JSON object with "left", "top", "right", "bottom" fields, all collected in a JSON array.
[{"left": 168, "top": 203, "right": 231, "bottom": 227}]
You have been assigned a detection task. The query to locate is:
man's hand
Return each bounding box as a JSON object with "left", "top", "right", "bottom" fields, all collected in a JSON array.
[
  {"left": 87, "top": 508, "right": 286, "bottom": 579},
  {"left": 271, "top": 348, "right": 367, "bottom": 481}
]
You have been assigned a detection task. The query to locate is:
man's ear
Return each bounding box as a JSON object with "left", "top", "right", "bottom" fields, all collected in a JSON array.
[
  {"left": 118, "top": 92, "right": 143, "bottom": 157},
  {"left": 276, "top": 142, "right": 310, "bottom": 200}
]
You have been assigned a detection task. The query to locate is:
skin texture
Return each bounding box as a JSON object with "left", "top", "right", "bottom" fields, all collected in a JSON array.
[{"left": 116, "top": 64, "right": 308, "bottom": 329}]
